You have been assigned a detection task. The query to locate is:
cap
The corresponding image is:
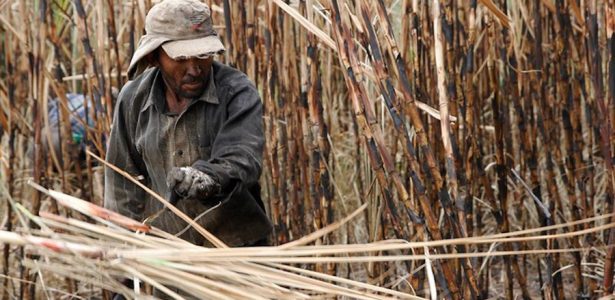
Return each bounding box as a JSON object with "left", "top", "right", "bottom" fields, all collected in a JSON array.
[{"left": 127, "top": 0, "right": 225, "bottom": 78}]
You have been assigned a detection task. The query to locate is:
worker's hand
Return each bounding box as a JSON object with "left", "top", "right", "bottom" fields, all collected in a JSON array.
[{"left": 166, "top": 167, "right": 220, "bottom": 201}]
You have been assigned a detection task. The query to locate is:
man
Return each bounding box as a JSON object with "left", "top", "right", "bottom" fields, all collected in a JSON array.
[{"left": 104, "top": 0, "right": 272, "bottom": 248}]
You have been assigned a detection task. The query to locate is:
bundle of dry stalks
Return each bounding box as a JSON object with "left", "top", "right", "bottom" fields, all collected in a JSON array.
[
  {"left": 9, "top": 182, "right": 416, "bottom": 299},
  {"left": 0, "top": 176, "right": 611, "bottom": 299}
]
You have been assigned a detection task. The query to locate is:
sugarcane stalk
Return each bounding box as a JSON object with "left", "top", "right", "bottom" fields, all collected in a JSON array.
[
  {"left": 263, "top": 1, "right": 288, "bottom": 244},
  {"left": 304, "top": 0, "right": 334, "bottom": 242},
  {"left": 552, "top": 0, "right": 587, "bottom": 295},
  {"left": 73, "top": 0, "right": 109, "bottom": 134},
  {"left": 2, "top": 11, "right": 17, "bottom": 297},
  {"left": 371, "top": 2, "right": 474, "bottom": 255},
  {"left": 106, "top": 0, "right": 122, "bottom": 89},
  {"left": 327, "top": 1, "right": 464, "bottom": 298},
  {"left": 598, "top": 0, "right": 615, "bottom": 293},
  {"left": 433, "top": 2, "right": 482, "bottom": 298}
]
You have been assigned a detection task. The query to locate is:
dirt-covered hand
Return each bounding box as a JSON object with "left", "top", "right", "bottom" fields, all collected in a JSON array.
[{"left": 166, "top": 167, "right": 221, "bottom": 200}]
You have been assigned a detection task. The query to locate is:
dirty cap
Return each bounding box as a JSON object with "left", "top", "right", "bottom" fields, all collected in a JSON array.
[{"left": 127, "top": 0, "right": 225, "bottom": 78}]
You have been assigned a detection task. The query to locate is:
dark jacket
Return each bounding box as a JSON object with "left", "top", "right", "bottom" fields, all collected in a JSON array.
[{"left": 104, "top": 61, "right": 272, "bottom": 247}]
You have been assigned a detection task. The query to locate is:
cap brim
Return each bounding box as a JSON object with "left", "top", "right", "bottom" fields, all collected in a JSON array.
[
  {"left": 161, "top": 35, "right": 225, "bottom": 60},
  {"left": 127, "top": 34, "right": 171, "bottom": 79}
]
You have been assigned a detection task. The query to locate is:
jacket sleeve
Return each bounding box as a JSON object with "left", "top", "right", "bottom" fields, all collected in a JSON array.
[
  {"left": 191, "top": 80, "right": 264, "bottom": 192},
  {"left": 104, "top": 86, "right": 148, "bottom": 220}
]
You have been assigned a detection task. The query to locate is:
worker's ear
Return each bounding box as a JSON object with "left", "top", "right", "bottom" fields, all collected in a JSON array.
[{"left": 144, "top": 48, "right": 159, "bottom": 66}]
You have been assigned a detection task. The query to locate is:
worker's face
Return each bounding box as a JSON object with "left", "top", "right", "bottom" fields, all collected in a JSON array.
[{"left": 156, "top": 48, "right": 213, "bottom": 99}]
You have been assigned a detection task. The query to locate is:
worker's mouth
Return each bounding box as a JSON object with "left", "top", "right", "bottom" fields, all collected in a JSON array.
[{"left": 182, "top": 81, "right": 203, "bottom": 90}]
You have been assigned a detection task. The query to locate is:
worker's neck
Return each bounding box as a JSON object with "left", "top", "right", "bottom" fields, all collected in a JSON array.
[
  {"left": 164, "top": 87, "right": 190, "bottom": 115},
  {"left": 161, "top": 76, "right": 191, "bottom": 115}
]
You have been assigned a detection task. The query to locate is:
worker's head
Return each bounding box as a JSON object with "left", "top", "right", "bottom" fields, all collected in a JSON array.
[{"left": 127, "top": 0, "right": 225, "bottom": 79}]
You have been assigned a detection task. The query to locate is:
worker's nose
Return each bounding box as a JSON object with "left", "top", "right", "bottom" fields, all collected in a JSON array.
[{"left": 185, "top": 59, "right": 202, "bottom": 77}]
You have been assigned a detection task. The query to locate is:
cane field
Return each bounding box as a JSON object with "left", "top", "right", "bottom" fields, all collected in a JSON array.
[{"left": 0, "top": 0, "right": 614, "bottom": 299}]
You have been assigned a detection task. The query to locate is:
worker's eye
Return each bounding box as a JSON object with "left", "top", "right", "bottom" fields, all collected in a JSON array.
[{"left": 195, "top": 54, "right": 211, "bottom": 60}]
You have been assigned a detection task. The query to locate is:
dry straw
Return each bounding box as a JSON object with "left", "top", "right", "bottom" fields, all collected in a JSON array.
[{"left": 2, "top": 179, "right": 613, "bottom": 299}]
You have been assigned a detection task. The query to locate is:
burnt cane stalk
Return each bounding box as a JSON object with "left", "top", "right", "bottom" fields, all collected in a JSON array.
[
  {"left": 528, "top": 2, "right": 562, "bottom": 298},
  {"left": 598, "top": 0, "right": 615, "bottom": 293},
  {"left": 373, "top": 0, "right": 473, "bottom": 245},
  {"left": 106, "top": 0, "right": 122, "bottom": 89},
  {"left": 372, "top": 0, "right": 483, "bottom": 296},
  {"left": 263, "top": 1, "right": 288, "bottom": 244},
  {"left": 304, "top": 1, "right": 334, "bottom": 239},
  {"left": 355, "top": 0, "right": 424, "bottom": 237},
  {"left": 328, "top": 1, "right": 466, "bottom": 298},
  {"left": 73, "top": 0, "right": 109, "bottom": 132},
  {"left": 433, "top": 2, "right": 482, "bottom": 298},
  {"left": 328, "top": 1, "right": 414, "bottom": 246},
  {"left": 2, "top": 14, "right": 17, "bottom": 298},
  {"left": 553, "top": 0, "right": 586, "bottom": 296}
]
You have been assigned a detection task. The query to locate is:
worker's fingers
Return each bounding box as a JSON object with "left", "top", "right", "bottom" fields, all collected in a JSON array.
[
  {"left": 186, "top": 172, "right": 216, "bottom": 199},
  {"left": 195, "top": 174, "right": 220, "bottom": 199},
  {"left": 176, "top": 171, "right": 194, "bottom": 195},
  {"left": 190, "top": 176, "right": 207, "bottom": 198},
  {"left": 166, "top": 167, "right": 185, "bottom": 189}
]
